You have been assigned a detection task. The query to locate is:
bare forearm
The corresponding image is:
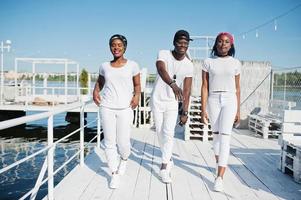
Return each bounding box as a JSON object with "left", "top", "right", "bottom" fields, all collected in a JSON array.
[
  {"left": 182, "top": 78, "right": 192, "bottom": 112},
  {"left": 134, "top": 85, "right": 141, "bottom": 96},
  {"left": 236, "top": 89, "right": 240, "bottom": 112},
  {"left": 235, "top": 75, "right": 241, "bottom": 113},
  {"left": 201, "top": 86, "right": 208, "bottom": 112},
  {"left": 93, "top": 81, "right": 100, "bottom": 94},
  {"left": 156, "top": 61, "right": 173, "bottom": 85},
  {"left": 183, "top": 96, "right": 190, "bottom": 112},
  {"left": 95, "top": 76, "right": 105, "bottom": 91},
  {"left": 201, "top": 71, "right": 209, "bottom": 113},
  {"left": 132, "top": 74, "right": 141, "bottom": 96}
]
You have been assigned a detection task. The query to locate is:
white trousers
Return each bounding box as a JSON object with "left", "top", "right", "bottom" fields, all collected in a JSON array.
[
  {"left": 207, "top": 92, "right": 237, "bottom": 134},
  {"left": 152, "top": 105, "right": 178, "bottom": 164},
  {"left": 100, "top": 106, "right": 133, "bottom": 172},
  {"left": 213, "top": 133, "right": 231, "bottom": 167},
  {"left": 207, "top": 92, "right": 237, "bottom": 167}
]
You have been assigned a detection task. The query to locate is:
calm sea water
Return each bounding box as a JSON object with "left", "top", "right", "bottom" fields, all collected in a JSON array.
[
  {"left": 0, "top": 112, "right": 99, "bottom": 200},
  {"left": 273, "top": 89, "right": 301, "bottom": 110}
]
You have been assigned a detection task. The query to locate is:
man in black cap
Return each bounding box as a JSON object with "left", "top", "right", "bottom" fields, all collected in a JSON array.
[
  {"left": 173, "top": 30, "right": 193, "bottom": 44},
  {"left": 150, "top": 30, "right": 193, "bottom": 183}
]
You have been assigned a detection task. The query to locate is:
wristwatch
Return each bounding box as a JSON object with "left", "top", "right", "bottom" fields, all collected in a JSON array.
[
  {"left": 182, "top": 111, "right": 188, "bottom": 116},
  {"left": 169, "top": 79, "right": 176, "bottom": 87}
]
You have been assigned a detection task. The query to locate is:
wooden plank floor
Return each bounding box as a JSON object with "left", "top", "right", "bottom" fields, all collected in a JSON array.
[{"left": 48, "top": 128, "right": 301, "bottom": 200}]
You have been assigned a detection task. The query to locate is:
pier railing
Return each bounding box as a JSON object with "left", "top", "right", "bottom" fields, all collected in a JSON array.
[
  {"left": 0, "top": 100, "right": 101, "bottom": 200},
  {"left": 2, "top": 84, "right": 93, "bottom": 105},
  {"left": 272, "top": 66, "right": 301, "bottom": 109}
]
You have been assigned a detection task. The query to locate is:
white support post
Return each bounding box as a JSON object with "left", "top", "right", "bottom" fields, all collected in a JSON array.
[
  {"left": 80, "top": 104, "right": 85, "bottom": 166},
  {"left": 47, "top": 115, "right": 54, "bottom": 200},
  {"left": 88, "top": 73, "right": 91, "bottom": 96},
  {"left": 270, "top": 70, "right": 274, "bottom": 102},
  {"left": 284, "top": 73, "right": 287, "bottom": 101},
  {"left": 43, "top": 73, "right": 48, "bottom": 95},
  {"left": 14, "top": 59, "right": 18, "bottom": 99},
  {"left": 52, "top": 88, "right": 55, "bottom": 107},
  {"left": 0, "top": 43, "right": 3, "bottom": 105},
  {"left": 30, "top": 157, "right": 48, "bottom": 200},
  {"left": 97, "top": 108, "right": 101, "bottom": 148},
  {"left": 25, "top": 86, "right": 28, "bottom": 106},
  {"left": 76, "top": 64, "right": 79, "bottom": 96},
  {"left": 32, "top": 62, "right": 36, "bottom": 96},
  {"left": 65, "top": 62, "right": 68, "bottom": 104},
  {"left": 0, "top": 40, "right": 10, "bottom": 105}
]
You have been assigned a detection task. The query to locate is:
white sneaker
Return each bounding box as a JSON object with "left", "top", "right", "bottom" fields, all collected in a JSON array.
[
  {"left": 160, "top": 169, "right": 172, "bottom": 183},
  {"left": 118, "top": 159, "right": 127, "bottom": 175},
  {"left": 214, "top": 176, "right": 224, "bottom": 192},
  {"left": 110, "top": 173, "right": 120, "bottom": 189}
]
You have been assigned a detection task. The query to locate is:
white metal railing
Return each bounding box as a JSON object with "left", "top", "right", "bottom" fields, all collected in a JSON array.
[
  {"left": 272, "top": 66, "right": 301, "bottom": 109},
  {"left": 132, "top": 89, "right": 153, "bottom": 127},
  {"left": 1, "top": 85, "right": 93, "bottom": 106},
  {"left": 0, "top": 100, "right": 101, "bottom": 200},
  {"left": 189, "top": 35, "right": 215, "bottom": 60}
]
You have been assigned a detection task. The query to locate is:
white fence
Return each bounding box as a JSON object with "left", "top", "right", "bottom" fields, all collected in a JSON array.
[
  {"left": 0, "top": 100, "right": 101, "bottom": 200},
  {"left": 272, "top": 67, "right": 301, "bottom": 110},
  {"left": 2, "top": 84, "right": 92, "bottom": 105}
]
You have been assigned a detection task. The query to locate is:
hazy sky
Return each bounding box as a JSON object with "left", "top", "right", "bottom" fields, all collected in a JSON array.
[{"left": 1, "top": 0, "right": 301, "bottom": 73}]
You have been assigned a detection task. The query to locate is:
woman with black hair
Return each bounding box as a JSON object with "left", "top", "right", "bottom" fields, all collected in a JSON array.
[
  {"left": 201, "top": 32, "right": 241, "bottom": 192},
  {"left": 93, "top": 34, "right": 141, "bottom": 189}
]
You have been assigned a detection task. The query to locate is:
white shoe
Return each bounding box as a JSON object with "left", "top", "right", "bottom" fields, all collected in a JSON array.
[
  {"left": 214, "top": 176, "right": 224, "bottom": 192},
  {"left": 118, "top": 159, "right": 127, "bottom": 175},
  {"left": 160, "top": 169, "right": 172, "bottom": 183},
  {"left": 110, "top": 173, "right": 120, "bottom": 189}
]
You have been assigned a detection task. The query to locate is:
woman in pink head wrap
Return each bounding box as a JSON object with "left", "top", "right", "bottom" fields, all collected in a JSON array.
[{"left": 201, "top": 32, "right": 241, "bottom": 192}]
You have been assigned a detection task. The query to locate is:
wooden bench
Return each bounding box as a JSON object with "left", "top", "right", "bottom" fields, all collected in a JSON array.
[
  {"left": 278, "top": 110, "right": 301, "bottom": 145},
  {"left": 279, "top": 137, "right": 301, "bottom": 184},
  {"left": 278, "top": 110, "right": 301, "bottom": 183},
  {"left": 248, "top": 100, "right": 296, "bottom": 139}
]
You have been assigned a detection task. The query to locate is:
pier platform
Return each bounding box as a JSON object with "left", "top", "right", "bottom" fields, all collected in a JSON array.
[{"left": 47, "top": 128, "right": 301, "bottom": 200}]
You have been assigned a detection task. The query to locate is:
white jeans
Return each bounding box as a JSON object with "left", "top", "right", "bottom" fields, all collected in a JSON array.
[
  {"left": 213, "top": 133, "right": 231, "bottom": 167},
  {"left": 207, "top": 92, "right": 237, "bottom": 134},
  {"left": 152, "top": 103, "right": 178, "bottom": 164},
  {"left": 207, "top": 92, "right": 237, "bottom": 167},
  {"left": 100, "top": 106, "right": 133, "bottom": 172}
]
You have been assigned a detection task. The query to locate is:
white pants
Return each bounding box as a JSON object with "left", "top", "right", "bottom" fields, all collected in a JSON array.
[
  {"left": 207, "top": 92, "right": 237, "bottom": 134},
  {"left": 207, "top": 92, "right": 237, "bottom": 167},
  {"left": 152, "top": 104, "right": 178, "bottom": 164},
  {"left": 213, "top": 133, "right": 231, "bottom": 167},
  {"left": 100, "top": 106, "right": 133, "bottom": 172}
]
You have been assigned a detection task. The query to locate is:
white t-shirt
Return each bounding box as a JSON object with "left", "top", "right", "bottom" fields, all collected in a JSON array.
[
  {"left": 203, "top": 56, "right": 241, "bottom": 93},
  {"left": 151, "top": 50, "right": 194, "bottom": 111},
  {"left": 99, "top": 60, "right": 140, "bottom": 109}
]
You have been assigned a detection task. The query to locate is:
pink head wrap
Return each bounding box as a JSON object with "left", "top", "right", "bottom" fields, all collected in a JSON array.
[{"left": 217, "top": 32, "right": 234, "bottom": 44}]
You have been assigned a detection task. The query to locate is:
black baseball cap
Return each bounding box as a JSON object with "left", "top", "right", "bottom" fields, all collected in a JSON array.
[{"left": 173, "top": 30, "right": 193, "bottom": 43}]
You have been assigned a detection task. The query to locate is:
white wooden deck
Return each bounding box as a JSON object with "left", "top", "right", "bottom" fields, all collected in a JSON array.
[{"left": 47, "top": 128, "right": 301, "bottom": 200}]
